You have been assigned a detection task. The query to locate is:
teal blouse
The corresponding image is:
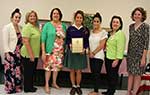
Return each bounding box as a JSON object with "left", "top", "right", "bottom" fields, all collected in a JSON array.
[{"left": 41, "top": 22, "right": 66, "bottom": 53}]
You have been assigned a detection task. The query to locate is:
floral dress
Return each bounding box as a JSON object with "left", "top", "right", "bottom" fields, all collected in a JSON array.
[
  {"left": 44, "top": 24, "right": 65, "bottom": 71},
  {"left": 4, "top": 32, "right": 22, "bottom": 94}
]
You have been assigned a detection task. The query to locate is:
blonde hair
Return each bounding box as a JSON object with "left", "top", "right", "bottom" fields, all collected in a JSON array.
[{"left": 25, "top": 10, "right": 38, "bottom": 24}]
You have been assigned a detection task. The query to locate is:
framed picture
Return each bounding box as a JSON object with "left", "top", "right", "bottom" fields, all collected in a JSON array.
[
  {"left": 38, "top": 19, "right": 48, "bottom": 30},
  {"left": 38, "top": 19, "right": 72, "bottom": 30},
  {"left": 62, "top": 21, "right": 72, "bottom": 28}
]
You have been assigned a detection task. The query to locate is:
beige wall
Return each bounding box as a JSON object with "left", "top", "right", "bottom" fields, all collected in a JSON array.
[{"left": 0, "top": 0, "right": 149, "bottom": 55}]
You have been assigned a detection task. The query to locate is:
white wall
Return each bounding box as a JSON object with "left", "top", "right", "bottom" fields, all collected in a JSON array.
[{"left": 0, "top": 0, "right": 150, "bottom": 55}]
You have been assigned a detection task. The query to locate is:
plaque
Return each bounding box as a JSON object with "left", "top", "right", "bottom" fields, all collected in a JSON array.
[{"left": 72, "top": 38, "right": 83, "bottom": 53}]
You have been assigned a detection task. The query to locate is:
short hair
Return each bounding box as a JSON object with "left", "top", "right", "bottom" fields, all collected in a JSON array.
[
  {"left": 50, "top": 8, "right": 62, "bottom": 21},
  {"left": 74, "top": 10, "right": 84, "bottom": 21},
  {"left": 11, "top": 8, "right": 21, "bottom": 18},
  {"left": 93, "top": 12, "right": 102, "bottom": 23},
  {"left": 131, "top": 7, "right": 147, "bottom": 22},
  {"left": 25, "top": 10, "right": 38, "bottom": 24},
  {"left": 110, "top": 15, "right": 123, "bottom": 30}
]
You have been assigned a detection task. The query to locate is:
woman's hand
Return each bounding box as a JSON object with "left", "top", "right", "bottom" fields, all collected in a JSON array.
[
  {"left": 112, "top": 59, "right": 119, "bottom": 68},
  {"left": 4, "top": 52, "right": 11, "bottom": 60},
  {"left": 140, "top": 56, "right": 146, "bottom": 68},
  {"left": 140, "top": 50, "right": 147, "bottom": 68},
  {"left": 89, "top": 51, "right": 95, "bottom": 58},
  {"left": 30, "top": 55, "right": 35, "bottom": 62},
  {"left": 5, "top": 52, "right": 9, "bottom": 57},
  {"left": 80, "top": 49, "right": 86, "bottom": 55},
  {"left": 69, "top": 44, "right": 72, "bottom": 50},
  {"left": 42, "top": 52, "right": 46, "bottom": 63}
]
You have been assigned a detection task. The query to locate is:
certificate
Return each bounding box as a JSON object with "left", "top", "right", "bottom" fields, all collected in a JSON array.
[{"left": 72, "top": 38, "right": 83, "bottom": 53}]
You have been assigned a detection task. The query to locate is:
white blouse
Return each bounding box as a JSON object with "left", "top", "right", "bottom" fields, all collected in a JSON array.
[
  {"left": 2, "top": 23, "right": 21, "bottom": 53},
  {"left": 89, "top": 29, "right": 108, "bottom": 60}
]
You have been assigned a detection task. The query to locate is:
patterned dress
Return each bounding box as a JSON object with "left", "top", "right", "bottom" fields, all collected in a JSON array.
[
  {"left": 44, "top": 24, "right": 65, "bottom": 71},
  {"left": 127, "top": 23, "right": 149, "bottom": 75},
  {"left": 4, "top": 32, "right": 22, "bottom": 94}
]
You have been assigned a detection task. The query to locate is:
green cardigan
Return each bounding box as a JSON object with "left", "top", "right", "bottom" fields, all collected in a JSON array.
[
  {"left": 106, "top": 30, "right": 126, "bottom": 59},
  {"left": 41, "top": 22, "right": 66, "bottom": 53}
]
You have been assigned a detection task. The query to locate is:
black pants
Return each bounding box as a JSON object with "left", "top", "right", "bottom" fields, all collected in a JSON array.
[
  {"left": 22, "top": 57, "right": 38, "bottom": 91},
  {"left": 105, "top": 57, "right": 122, "bottom": 95},
  {"left": 90, "top": 58, "right": 103, "bottom": 92}
]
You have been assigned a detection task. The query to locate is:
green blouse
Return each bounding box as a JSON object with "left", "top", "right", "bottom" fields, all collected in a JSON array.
[
  {"left": 21, "top": 23, "right": 41, "bottom": 58},
  {"left": 106, "top": 30, "right": 126, "bottom": 59},
  {"left": 41, "top": 22, "right": 66, "bottom": 53}
]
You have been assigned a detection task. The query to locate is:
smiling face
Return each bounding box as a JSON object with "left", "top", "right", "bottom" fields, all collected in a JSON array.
[
  {"left": 11, "top": 13, "right": 21, "bottom": 25},
  {"left": 52, "top": 9, "right": 60, "bottom": 22},
  {"left": 28, "top": 12, "right": 37, "bottom": 24},
  {"left": 75, "top": 13, "right": 83, "bottom": 26},
  {"left": 93, "top": 17, "right": 101, "bottom": 29},
  {"left": 131, "top": 7, "right": 146, "bottom": 22},
  {"left": 111, "top": 18, "right": 121, "bottom": 31},
  {"left": 133, "top": 10, "right": 142, "bottom": 23}
]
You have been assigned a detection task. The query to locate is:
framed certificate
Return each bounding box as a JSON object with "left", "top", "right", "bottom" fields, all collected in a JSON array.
[{"left": 72, "top": 38, "right": 83, "bottom": 53}]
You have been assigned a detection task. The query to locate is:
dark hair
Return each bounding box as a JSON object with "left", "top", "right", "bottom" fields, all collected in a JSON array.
[
  {"left": 74, "top": 10, "right": 84, "bottom": 21},
  {"left": 93, "top": 12, "right": 102, "bottom": 23},
  {"left": 11, "top": 8, "right": 21, "bottom": 18},
  {"left": 131, "top": 7, "right": 147, "bottom": 22},
  {"left": 110, "top": 15, "right": 123, "bottom": 30},
  {"left": 50, "top": 8, "right": 62, "bottom": 21}
]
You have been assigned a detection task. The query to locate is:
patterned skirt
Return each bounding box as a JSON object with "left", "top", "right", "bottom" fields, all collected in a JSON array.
[{"left": 4, "top": 52, "right": 22, "bottom": 94}]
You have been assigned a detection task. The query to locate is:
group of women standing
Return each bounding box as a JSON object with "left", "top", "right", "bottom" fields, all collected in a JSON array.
[
  {"left": 88, "top": 14, "right": 126, "bottom": 95},
  {"left": 2, "top": 9, "right": 41, "bottom": 93},
  {"left": 2, "top": 7, "right": 150, "bottom": 95}
]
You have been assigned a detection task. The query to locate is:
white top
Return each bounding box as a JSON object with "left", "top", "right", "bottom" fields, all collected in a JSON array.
[
  {"left": 72, "top": 24, "right": 83, "bottom": 30},
  {"left": 89, "top": 29, "right": 108, "bottom": 60},
  {"left": 2, "top": 23, "right": 22, "bottom": 53}
]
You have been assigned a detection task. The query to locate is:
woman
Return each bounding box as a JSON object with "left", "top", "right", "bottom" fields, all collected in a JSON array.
[
  {"left": 127, "top": 7, "right": 149, "bottom": 95},
  {"left": 147, "top": 35, "right": 150, "bottom": 66},
  {"left": 2, "top": 8, "right": 22, "bottom": 94},
  {"left": 103, "top": 16, "right": 126, "bottom": 95},
  {"left": 88, "top": 13, "right": 107, "bottom": 95},
  {"left": 21, "top": 10, "right": 40, "bottom": 92},
  {"left": 41, "top": 8, "right": 66, "bottom": 94},
  {"left": 64, "top": 10, "right": 89, "bottom": 95}
]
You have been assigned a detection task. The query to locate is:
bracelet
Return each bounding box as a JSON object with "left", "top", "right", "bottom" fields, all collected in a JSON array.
[{"left": 92, "top": 52, "right": 96, "bottom": 55}]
